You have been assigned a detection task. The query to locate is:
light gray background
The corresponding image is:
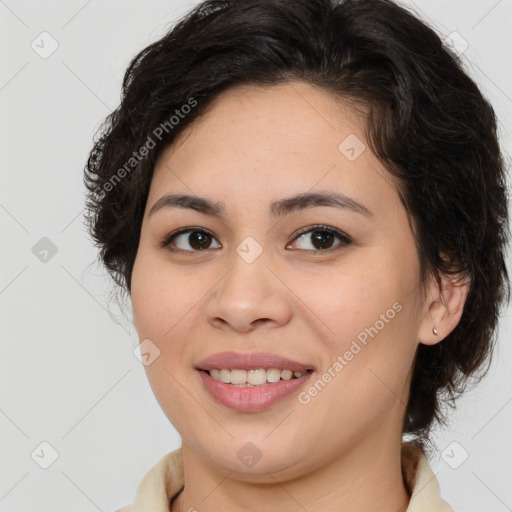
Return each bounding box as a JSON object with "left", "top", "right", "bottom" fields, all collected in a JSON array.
[{"left": 1, "top": 1, "right": 511, "bottom": 511}]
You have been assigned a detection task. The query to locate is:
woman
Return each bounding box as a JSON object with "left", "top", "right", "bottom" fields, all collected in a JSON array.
[{"left": 84, "top": 0, "right": 510, "bottom": 510}]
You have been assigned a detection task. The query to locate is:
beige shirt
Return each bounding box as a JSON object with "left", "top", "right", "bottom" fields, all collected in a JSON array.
[{"left": 115, "top": 443, "right": 454, "bottom": 511}]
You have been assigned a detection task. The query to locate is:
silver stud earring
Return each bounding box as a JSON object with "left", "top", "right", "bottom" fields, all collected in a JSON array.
[{"left": 432, "top": 327, "right": 439, "bottom": 336}]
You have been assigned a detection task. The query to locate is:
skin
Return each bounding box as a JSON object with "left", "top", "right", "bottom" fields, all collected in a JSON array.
[{"left": 130, "top": 81, "right": 469, "bottom": 512}]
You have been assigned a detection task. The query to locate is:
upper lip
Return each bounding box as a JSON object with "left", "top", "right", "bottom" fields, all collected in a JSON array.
[{"left": 195, "top": 351, "right": 315, "bottom": 372}]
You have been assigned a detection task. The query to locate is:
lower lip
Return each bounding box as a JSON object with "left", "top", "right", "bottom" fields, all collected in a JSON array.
[{"left": 197, "top": 370, "right": 313, "bottom": 412}]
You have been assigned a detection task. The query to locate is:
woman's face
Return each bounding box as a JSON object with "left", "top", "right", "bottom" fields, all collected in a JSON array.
[{"left": 131, "top": 81, "right": 433, "bottom": 480}]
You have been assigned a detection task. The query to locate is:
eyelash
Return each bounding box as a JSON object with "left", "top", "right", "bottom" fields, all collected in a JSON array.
[{"left": 160, "top": 224, "right": 352, "bottom": 254}]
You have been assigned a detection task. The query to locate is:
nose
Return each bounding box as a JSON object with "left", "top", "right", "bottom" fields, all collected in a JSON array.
[{"left": 203, "top": 248, "right": 292, "bottom": 333}]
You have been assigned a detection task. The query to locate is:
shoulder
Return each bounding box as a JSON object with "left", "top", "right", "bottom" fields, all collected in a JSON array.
[
  {"left": 402, "top": 443, "right": 454, "bottom": 512},
  {"left": 111, "top": 448, "right": 183, "bottom": 512}
]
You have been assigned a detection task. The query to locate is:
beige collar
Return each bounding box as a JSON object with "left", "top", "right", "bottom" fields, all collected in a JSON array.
[{"left": 119, "top": 443, "right": 454, "bottom": 512}]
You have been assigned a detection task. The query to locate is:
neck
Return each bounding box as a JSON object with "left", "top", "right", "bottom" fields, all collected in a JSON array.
[{"left": 171, "top": 430, "right": 410, "bottom": 512}]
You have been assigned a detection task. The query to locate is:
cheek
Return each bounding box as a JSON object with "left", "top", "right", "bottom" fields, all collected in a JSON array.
[
  {"left": 131, "top": 250, "right": 201, "bottom": 340},
  {"left": 290, "top": 261, "right": 403, "bottom": 343},
  {"left": 130, "top": 251, "right": 202, "bottom": 419},
  {"left": 294, "top": 255, "right": 419, "bottom": 388},
  {"left": 295, "top": 275, "right": 418, "bottom": 445}
]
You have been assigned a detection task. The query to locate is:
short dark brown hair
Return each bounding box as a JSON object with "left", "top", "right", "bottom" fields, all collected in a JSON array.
[{"left": 84, "top": 0, "right": 510, "bottom": 444}]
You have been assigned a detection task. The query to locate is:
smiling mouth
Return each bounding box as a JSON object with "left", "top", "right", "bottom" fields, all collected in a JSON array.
[
  {"left": 197, "top": 366, "right": 315, "bottom": 412},
  {"left": 204, "top": 368, "right": 314, "bottom": 386}
]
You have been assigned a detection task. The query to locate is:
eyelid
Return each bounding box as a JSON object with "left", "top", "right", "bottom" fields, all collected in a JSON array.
[
  {"left": 160, "top": 226, "right": 219, "bottom": 249},
  {"left": 161, "top": 224, "right": 351, "bottom": 252},
  {"left": 291, "top": 224, "right": 351, "bottom": 242},
  {"left": 287, "top": 224, "right": 352, "bottom": 251}
]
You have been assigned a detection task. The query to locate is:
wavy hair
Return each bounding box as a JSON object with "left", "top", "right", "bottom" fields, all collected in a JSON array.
[{"left": 84, "top": 0, "right": 510, "bottom": 444}]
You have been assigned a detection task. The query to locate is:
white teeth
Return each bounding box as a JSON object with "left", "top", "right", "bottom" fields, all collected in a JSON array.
[
  {"left": 247, "top": 369, "right": 267, "bottom": 385},
  {"left": 207, "top": 368, "right": 308, "bottom": 386},
  {"left": 266, "top": 368, "right": 281, "bottom": 382},
  {"left": 230, "top": 369, "right": 247, "bottom": 385},
  {"left": 281, "top": 369, "right": 293, "bottom": 380},
  {"left": 219, "top": 369, "right": 231, "bottom": 383}
]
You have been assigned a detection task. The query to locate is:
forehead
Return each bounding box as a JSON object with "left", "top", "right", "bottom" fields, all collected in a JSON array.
[
  {"left": 150, "top": 81, "right": 401, "bottom": 219},
  {"left": 168, "top": 81, "right": 364, "bottom": 157}
]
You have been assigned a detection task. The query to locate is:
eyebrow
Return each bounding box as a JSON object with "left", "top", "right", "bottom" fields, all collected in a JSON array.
[{"left": 148, "top": 191, "right": 373, "bottom": 218}]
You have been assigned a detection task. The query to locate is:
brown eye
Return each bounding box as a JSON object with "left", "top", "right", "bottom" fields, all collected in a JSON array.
[
  {"left": 310, "top": 230, "right": 336, "bottom": 250},
  {"left": 288, "top": 225, "right": 351, "bottom": 252},
  {"left": 162, "top": 229, "right": 221, "bottom": 251}
]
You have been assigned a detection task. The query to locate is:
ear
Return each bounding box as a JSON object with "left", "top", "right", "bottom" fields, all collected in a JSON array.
[{"left": 417, "top": 270, "right": 470, "bottom": 346}]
